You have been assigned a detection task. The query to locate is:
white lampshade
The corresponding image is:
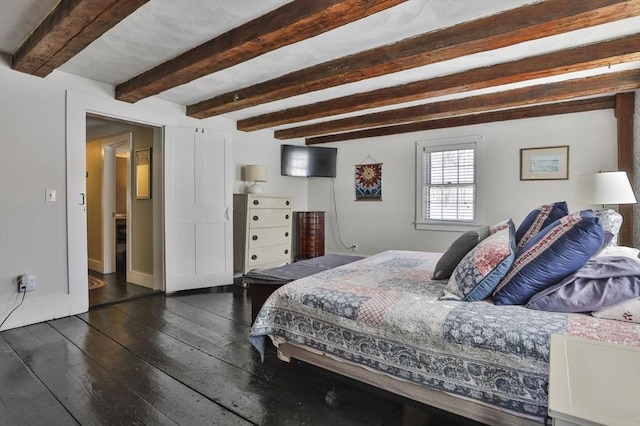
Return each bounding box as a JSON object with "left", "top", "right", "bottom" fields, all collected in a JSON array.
[
  {"left": 578, "top": 171, "right": 637, "bottom": 247},
  {"left": 245, "top": 165, "right": 267, "bottom": 182},
  {"left": 245, "top": 165, "right": 267, "bottom": 194},
  {"left": 578, "top": 171, "right": 637, "bottom": 206}
]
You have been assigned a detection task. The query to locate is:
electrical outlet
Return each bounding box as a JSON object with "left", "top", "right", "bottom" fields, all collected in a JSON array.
[
  {"left": 351, "top": 244, "right": 358, "bottom": 252},
  {"left": 18, "top": 274, "right": 36, "bottom": 292}
]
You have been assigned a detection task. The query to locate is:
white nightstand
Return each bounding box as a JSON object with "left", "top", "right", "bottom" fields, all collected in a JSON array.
[{"left": 548, "top": 334, "right": 640, "bottom": 426}]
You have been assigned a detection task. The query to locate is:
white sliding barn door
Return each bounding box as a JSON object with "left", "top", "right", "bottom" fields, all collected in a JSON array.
[{"left": 164, "top": 127, "right": 233, "bottom": 292}]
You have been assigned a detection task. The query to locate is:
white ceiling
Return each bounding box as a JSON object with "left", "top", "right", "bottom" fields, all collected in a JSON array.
[{"left": 1, "top": 0, "right": 639, "bottom": 130}]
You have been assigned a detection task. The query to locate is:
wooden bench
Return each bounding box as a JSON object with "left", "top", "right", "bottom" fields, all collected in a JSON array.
[{"left": 244, "top": 254, "right": 363, "bottom": 322}]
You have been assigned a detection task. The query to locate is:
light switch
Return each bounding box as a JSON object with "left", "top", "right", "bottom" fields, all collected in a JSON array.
[{"left": 45, "top": 189, "right": 56, "bottom": 202}]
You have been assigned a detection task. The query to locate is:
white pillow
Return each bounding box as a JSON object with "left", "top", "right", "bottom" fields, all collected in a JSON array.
[
  {"left": 595, "top": 245, "right": 640, "bottom": 261},
  {"left": 592, "top": 297, "right": 640, "bottom": 323}
]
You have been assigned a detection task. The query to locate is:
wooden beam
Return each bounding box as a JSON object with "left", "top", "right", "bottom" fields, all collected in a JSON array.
[
  {"left": 115, "top": 0, "right": 406, "bottom": 103},
  {"left": 239, "top": 35, "right": 640, "bottom": 131},
  {"left": 187, "top": 0, "right": 640, "bottom": 118},
  {"left": 305, "top": 97, "right": 616, "bottom": 144},
  {"left": 12, "top": 0, "right": 149, "bottom": 77},
  {"left": 615, "top": 92, "right": 635, "bottom": 247},
  {"left": 275, "top": 69, "right": 640, "bottom": 139}
]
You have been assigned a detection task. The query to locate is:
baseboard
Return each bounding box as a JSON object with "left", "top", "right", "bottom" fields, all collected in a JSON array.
[
  {"left": 128, "top": 270, "right": 154, "bottom": 289},
  {"left": 88, "top": 258, "right": 103, "bottom": 273}
]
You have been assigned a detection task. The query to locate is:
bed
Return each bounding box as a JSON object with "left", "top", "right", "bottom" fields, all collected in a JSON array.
[{"left": 249, "top": 249, "right": 640, "bottom": 425}]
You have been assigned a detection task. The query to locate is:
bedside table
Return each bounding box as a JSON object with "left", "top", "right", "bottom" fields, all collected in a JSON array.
[{"left": 548, "top": 334, "right": 640, "bottom": 426}]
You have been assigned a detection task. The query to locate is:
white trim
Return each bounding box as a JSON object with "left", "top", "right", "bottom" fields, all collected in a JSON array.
[
  {"left": 87, "top": 258, "right": 103, "bottom": 273},
  {"left": 127, "top": 270, "right": 154, "bottom": 289},
  {"left": 102, "top": 145, "right": 116, "bottom": 274},
  {"left": 152, "top": 127, "right": 165, "bottom": 291},
  {"left": 415, "top": 222, "right": 487, "bottom": 232},
  {"left": 98, "top": 132, "right": 133, "bottom": 277},
  {"left": 66, "top": 91, "right": 177, "bottom": 318},
  {"left": 415, "top": 135, "right": 485, "bottom": 230}
]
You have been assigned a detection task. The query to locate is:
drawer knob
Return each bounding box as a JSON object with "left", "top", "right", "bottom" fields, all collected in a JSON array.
[
  {"left": 285, "top": 214, "right": 290, "bottom": 220},
  {"left": 253, "top": 200, "right": 259, "bottom": 205},
  {"left": 285, "top": 232, "right": 289, "bottom": 237},
  {"left": 253, "top": 215, "right": 259, "bottom": 221},
  {"left": 284, "top": 249, "right": 289, "bottom": 255},
  {"left": 286, "top": 200, "right": 290, "bottom": 206},
  {"left": 252, "top": 235, "right": 258, "bottom": 241},
  {"left": 251, "top": 255, "right": 257, "bottom": 260}
]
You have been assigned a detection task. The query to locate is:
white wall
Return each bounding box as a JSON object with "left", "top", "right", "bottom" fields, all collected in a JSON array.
[
  {"left": 232, "top": 130, "right": 308, "bottom": 213},
  {"left": 0, "top": 54, "right": 307, "bottom": 330},
  {"left": 307, "top": 110, "right": 618, "bottom": 256},
  {"left": 0, "top": 49, "right": 619, "bottom": 330}
]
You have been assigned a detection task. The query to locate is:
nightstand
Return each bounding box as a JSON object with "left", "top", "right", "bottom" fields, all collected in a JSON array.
[{"left": 548, "top": 334, "right": 640, "bottom": 426}]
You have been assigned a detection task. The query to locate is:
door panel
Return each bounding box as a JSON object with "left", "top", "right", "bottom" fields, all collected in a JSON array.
[{"left": 164, "top": 127, "right": 232, "bottom": 292}]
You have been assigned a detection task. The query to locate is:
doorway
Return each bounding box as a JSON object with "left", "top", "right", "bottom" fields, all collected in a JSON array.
[{"left": 85, "top": 115, "right": 159, "bottom": 307}]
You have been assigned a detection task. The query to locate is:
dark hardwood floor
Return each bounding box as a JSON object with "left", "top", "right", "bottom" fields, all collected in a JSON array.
[
  {"left": 1, "top": 284, "right": 486, "bottom": 425},
  {"left": 89, "top": 255, "right": 157, "bottom": 307}
]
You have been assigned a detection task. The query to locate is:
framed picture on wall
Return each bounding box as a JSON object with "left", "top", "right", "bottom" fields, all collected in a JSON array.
[
  {"left": 520, "top": 145, "right": 569, "bottom": 181},
  {"left": 135, "top": 147, "right": 151, "bottom": 199},
  {"left": 355, "top": 163, "right": 382, "bottom": 201}
]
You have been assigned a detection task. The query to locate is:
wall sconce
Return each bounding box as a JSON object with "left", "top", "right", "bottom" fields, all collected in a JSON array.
[
  {"left": 578, "top": 170, "right": 637, "bottom": 245},
  {"left": 245, "top": 164, "right": 267, "bottom": 195}
]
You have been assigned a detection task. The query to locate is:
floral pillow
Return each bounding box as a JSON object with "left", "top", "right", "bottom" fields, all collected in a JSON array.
[
  {"left": 515, "top": 201, "right": 568, "bottom": 249},
  {"left": 441, "top": 223, "right": 516, "bottom": 302},
  {"left": 489, "top": 218, "right": 514, "bottom": 234}
]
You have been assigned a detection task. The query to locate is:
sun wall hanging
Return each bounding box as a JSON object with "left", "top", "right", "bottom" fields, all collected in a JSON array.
[{"left": 355, "top": 155, "right": 382, "bottom": 201}]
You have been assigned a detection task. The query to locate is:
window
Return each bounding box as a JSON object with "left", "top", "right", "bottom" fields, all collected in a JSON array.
[{"left": 415, "top": 136, "right": 484, "bottom": 230}]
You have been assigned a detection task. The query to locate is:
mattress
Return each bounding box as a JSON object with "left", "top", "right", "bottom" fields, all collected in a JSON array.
[{"left": 249, "top": 250, "right": 640, "bottom": 419}]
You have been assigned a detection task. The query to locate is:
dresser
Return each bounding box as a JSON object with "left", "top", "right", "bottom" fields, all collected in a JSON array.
[
  {"left": 294, "top": 211, "right": 325, "bottom": 261},
  {"left": 233, "top": 194, "right": 292, "bottom": 274}
]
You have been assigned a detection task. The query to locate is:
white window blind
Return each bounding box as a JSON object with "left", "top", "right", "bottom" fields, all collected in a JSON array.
[
  {"left": 424, "top": 148, "right": 475, "bottom": 221},
  {"left": 415, "top": 137, "right": 483, "bottom": 229}
]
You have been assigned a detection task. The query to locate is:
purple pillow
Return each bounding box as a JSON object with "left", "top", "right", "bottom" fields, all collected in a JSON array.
[
  {"left": 516, "top": 201, "right": 568, "bottom": 249},
  {"left": 526, "top": 256, "right": 640, "bottom": 312},
  {"left": 493, "top": 210, "right": 604, "bottom": 305}
]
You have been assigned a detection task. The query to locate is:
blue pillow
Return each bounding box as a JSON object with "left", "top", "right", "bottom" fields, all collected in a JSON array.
[
  {"left": 493, "top": 210, "right": 604, "bottom": 305},
  {"left": 441, "top": 223, "right": 516, "bottom": 302},
  {"left": 515, "top": 201, "right": 568, "bottom": 249}
]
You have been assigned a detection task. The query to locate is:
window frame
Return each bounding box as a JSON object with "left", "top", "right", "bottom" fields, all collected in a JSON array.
[{"left": 415, "top": 135, "right": 485, "bottom": 231}]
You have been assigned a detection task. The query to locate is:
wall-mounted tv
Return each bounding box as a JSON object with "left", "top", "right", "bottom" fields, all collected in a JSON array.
[{"left": 281, "top": 145, "right": 337, "bottom": 178}]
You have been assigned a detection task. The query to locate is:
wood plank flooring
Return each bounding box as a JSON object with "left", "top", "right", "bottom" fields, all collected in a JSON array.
[
  {"left": 0, "top": 285, "right": 485, "bottom": 425},
  {"left": 89, "top": 256, "right": 156, "bottom": 308}
]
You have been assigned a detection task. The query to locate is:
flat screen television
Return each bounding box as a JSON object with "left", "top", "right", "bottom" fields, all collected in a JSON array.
[{"left": 281, "top": 145, "right": 337, "bottom": 177}]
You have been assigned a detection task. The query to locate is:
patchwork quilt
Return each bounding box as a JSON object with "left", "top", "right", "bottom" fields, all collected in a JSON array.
[{"left": 249, "top": 250, "right": 640, "bottom": 419}]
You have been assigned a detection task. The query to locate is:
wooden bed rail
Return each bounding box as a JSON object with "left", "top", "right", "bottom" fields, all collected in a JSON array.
[{"left": 277, "top": 342, "right": 543, "bottom": 426}]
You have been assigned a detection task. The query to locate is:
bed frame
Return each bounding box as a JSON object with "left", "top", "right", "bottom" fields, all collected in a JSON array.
[{"left": 277, "top": 341, "right": 543, "bottom": 426}]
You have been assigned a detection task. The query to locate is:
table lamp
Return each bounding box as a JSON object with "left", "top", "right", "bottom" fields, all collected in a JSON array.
[
  {"left": 245, "top": 164, "right": 267, "bottom": 194},
  {"left": 578, "top": 171, "right": 637, "bottom": 245}
]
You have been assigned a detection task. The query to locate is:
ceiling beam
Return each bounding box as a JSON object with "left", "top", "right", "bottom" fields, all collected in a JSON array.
[
  {"left": 305, "top": 97, "right": 617, "bottom": 144},
  {"left": 238, "top": 34, "right": 640, "bottom": 131},
  {"left": 187, "top": 0, "right": 640, "bottom": 119},
  {"left": 12, "top": 0, "right": 149, "bottom": 77},
  {"left": 115, "top": 0, "right": 406, "bottom": 103},
  {"left": 275, "top": 69, "right": 640, "bottom": 139}
]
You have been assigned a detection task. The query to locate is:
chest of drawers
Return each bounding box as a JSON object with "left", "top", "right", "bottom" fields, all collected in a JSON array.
[
  {"left": 233, "top": 194, "right": 292, "bottom": 274},
  {"left": 294, "top": 211, "right": 325, "bottom": 261}
]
